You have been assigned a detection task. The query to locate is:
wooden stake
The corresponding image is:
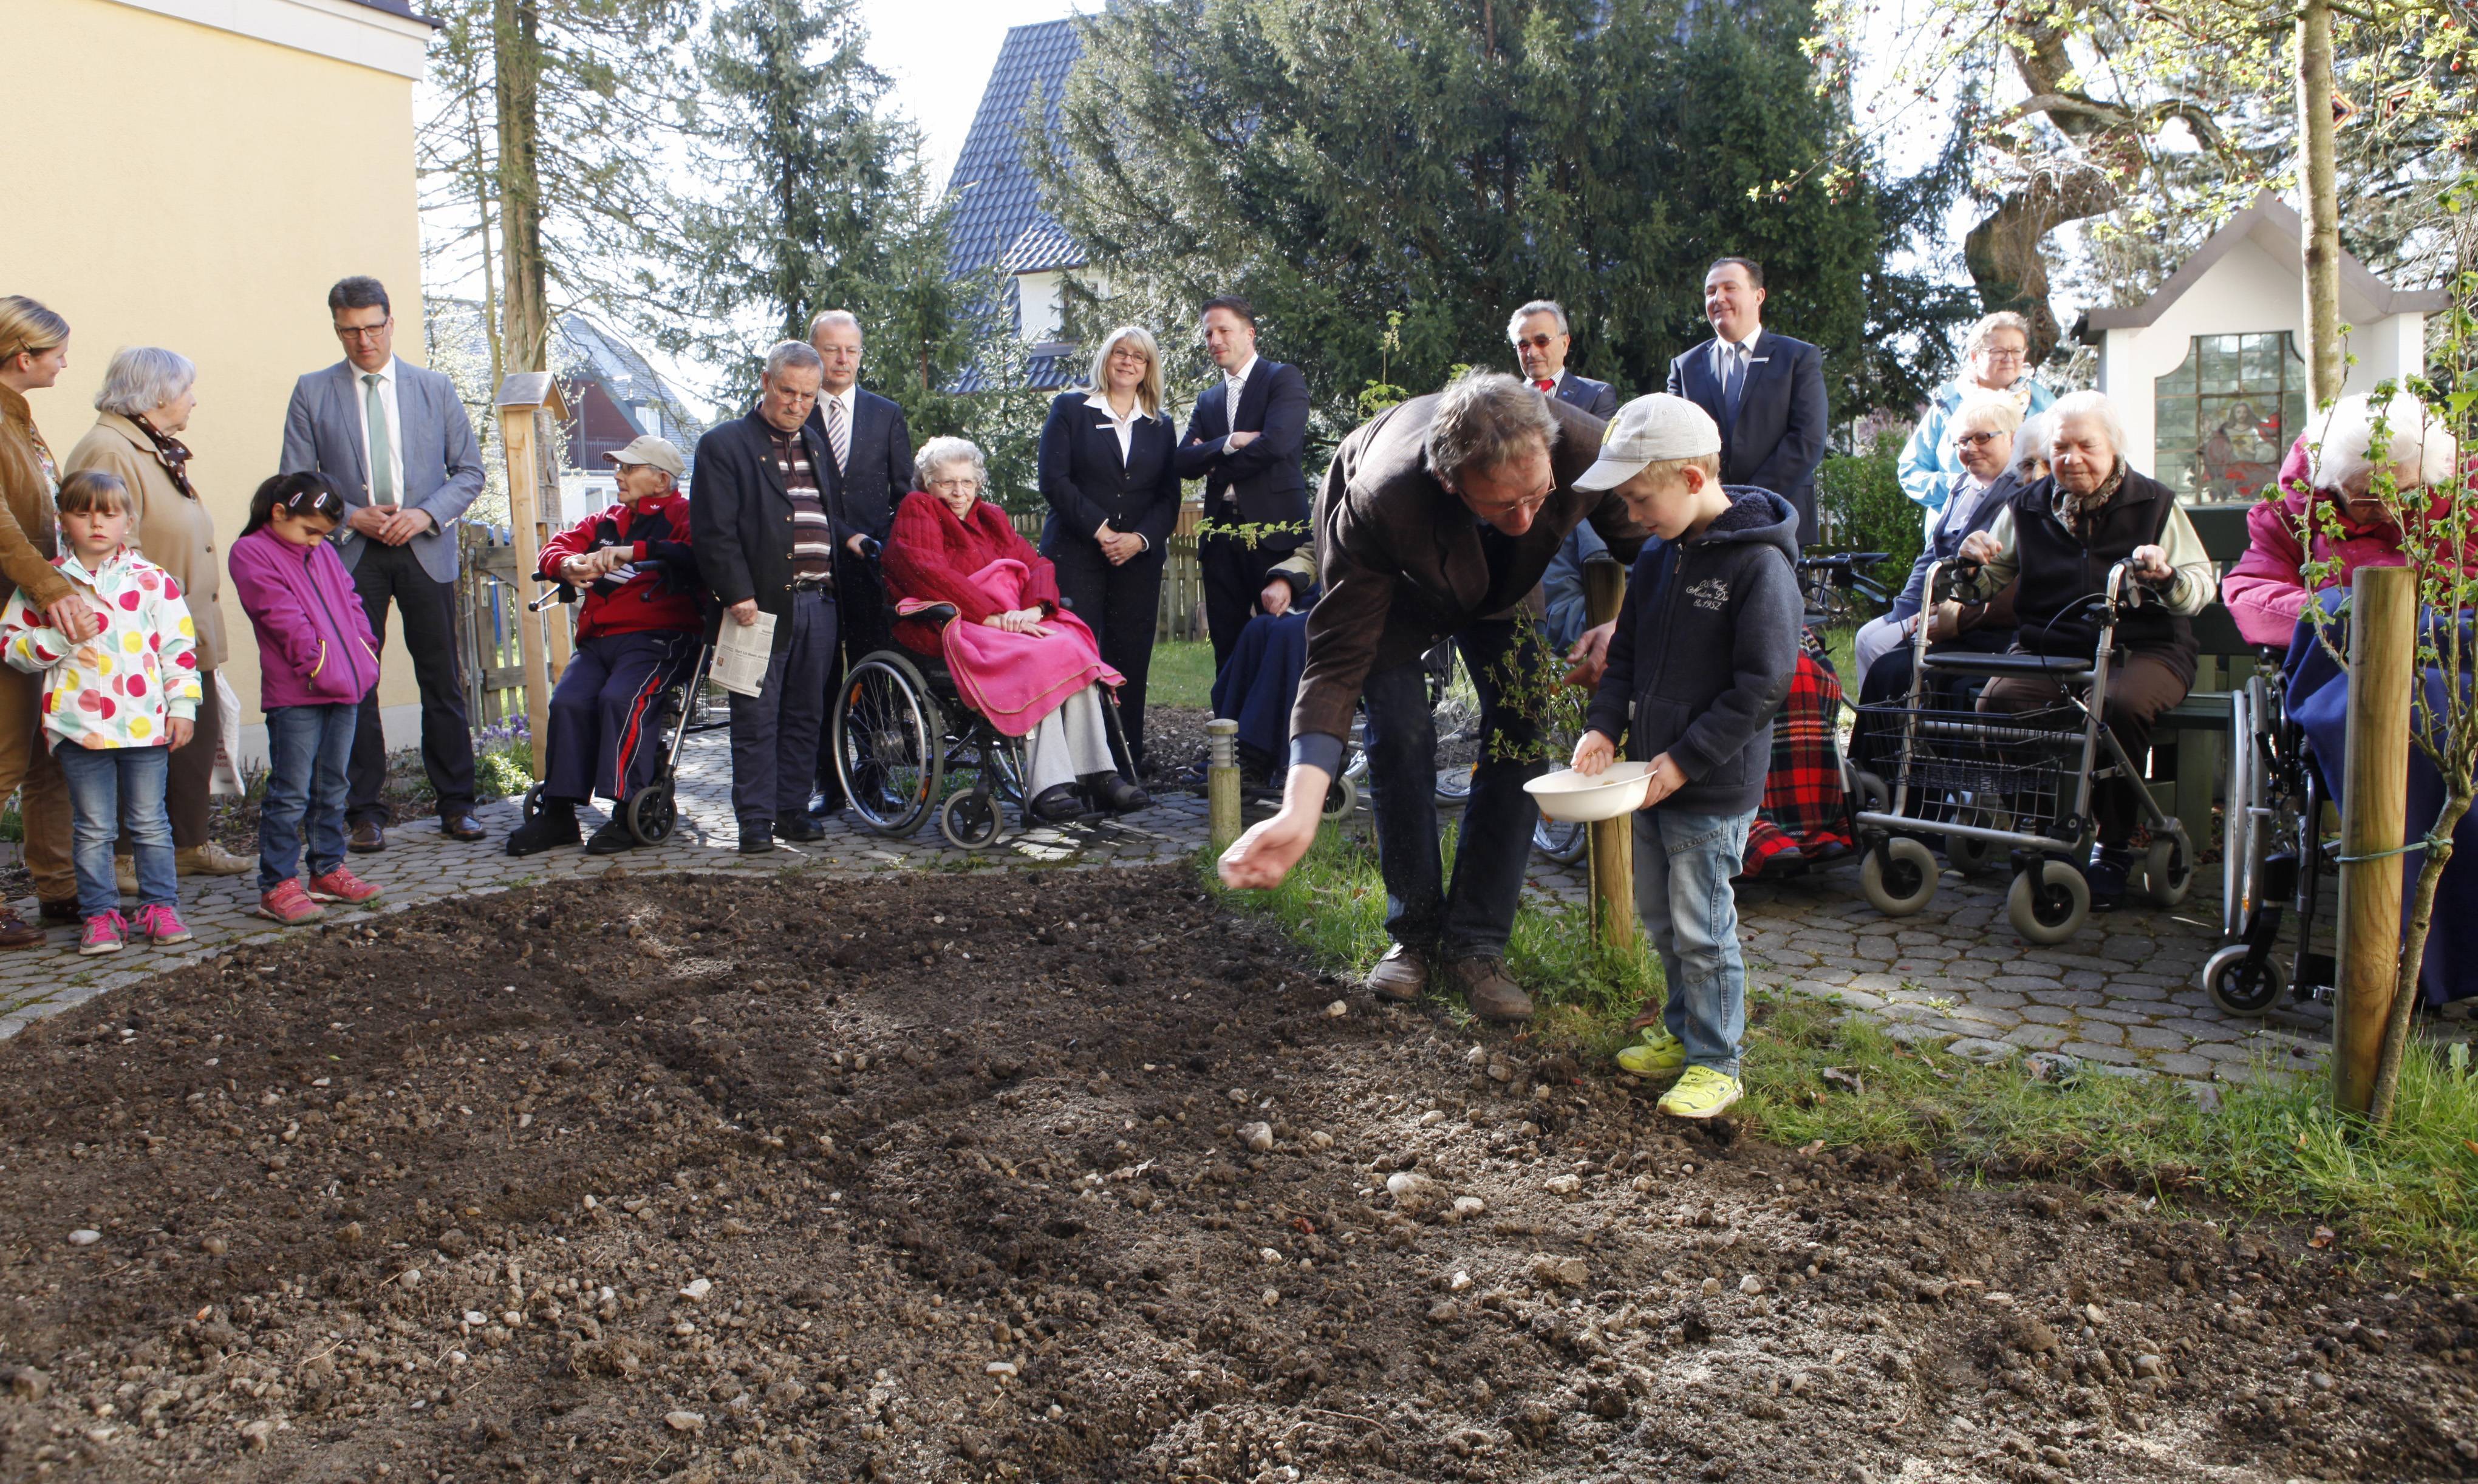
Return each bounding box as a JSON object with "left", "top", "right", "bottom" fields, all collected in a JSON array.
[
  {"left": 2333, "top": 565, "right": 2414, "bottom": 1115},
  {"left": 493, "top": 372, "right": 567, "bottom": 784},
  {"left": 1584, "top": 559, "right": 1634, "bottom": 949},
  {"left": 1206, "top": 718, "right": 1243, "bottom": 854}
]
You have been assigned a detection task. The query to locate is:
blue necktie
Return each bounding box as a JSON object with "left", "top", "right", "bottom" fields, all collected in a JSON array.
[{"left": 1720, "top": 344, "right": 1746, "bottom": 434}]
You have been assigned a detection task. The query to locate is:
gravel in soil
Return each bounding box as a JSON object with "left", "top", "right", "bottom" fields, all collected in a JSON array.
[{"left": 1, "top": 866, "right": 2473, "bottom": 1483}]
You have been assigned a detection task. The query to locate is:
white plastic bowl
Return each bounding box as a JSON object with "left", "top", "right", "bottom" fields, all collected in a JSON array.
[{"left": 1524, "top": 762, "right": 1654, "bottom": 822}]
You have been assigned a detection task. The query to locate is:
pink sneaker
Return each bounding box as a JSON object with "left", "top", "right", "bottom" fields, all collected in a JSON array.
[
  {"left": 132, "top": 903, "right": 193, "bottom": 945},
  {"left": 308, "top": 866, "right": 383, "bottom": 905},
  {"left": 79, "top": 910, "right": 128, "bottom": 956},
  {"left": 256, "top": 879, "right": 324, "bottom": 925}
]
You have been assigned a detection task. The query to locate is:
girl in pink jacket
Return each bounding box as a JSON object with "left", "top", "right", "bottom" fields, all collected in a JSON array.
[{"left": 226, "top": 473, "right": 384, "bottom": 924}]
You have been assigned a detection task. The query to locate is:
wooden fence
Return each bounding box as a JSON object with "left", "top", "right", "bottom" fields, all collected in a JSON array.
[{"left": 1005, "top": 503, "right": 1208, "bottom": 644}]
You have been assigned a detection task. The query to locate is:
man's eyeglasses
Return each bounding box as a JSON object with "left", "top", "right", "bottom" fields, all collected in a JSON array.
[
  {"left": 1513, "top": 334, "right": 1560, "bottom": 350},
  {"left": 333, "top": 320, "right": 391, "bottom": 344}
]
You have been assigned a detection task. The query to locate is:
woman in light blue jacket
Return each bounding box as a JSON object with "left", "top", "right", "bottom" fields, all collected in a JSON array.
[{"left": 1897, "top": 311, "right": 2055, "bottom": 514}]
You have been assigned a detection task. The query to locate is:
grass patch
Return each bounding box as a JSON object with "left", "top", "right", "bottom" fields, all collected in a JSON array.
[
  {"left": 1212, "top": 819, "right": 2478, "bottom": 1278},
  {"left": 1150, "top": 641, "right": 1218, "bottom": 710}
]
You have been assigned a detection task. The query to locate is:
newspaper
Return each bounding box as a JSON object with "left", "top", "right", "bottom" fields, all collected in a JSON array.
[{"left": 709, "top": 610, "right": 777, "bottom": 698}]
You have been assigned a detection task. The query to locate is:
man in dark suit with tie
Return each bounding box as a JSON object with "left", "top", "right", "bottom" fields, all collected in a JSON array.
[
  {"left": 801, "top": 310, "right": 912, "bottom": 815},
  {"left": 1175, "top": 296, "right": 1311, "bottom": 670},
  {"left": 1508, "top": 300, "right": 1618, "bottom": 419},
  {"left": 1665, "top": 257, "right": 1829, "bottom": 546}
]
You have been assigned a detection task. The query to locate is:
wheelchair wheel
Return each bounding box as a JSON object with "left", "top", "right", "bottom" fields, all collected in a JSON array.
[
  {"left": 625, "top": 781, "right": 677, "bottom": 845},
  {"left": 2140, "top": 830, "right": 2194, "bottom": 908},
  {"left": 2007, "top": 859, "right": 2090, "bottom": 945},
  {"left": 2222, "top": 684, "right": 2272, "bottom": 938},
  {"left": 1946, "top": 830, "right": 2000, "bottom": 878},
  {"left": 1860, "top": 837, "right": 1939, "bottom": 917},
  {"left": 2201, "top": 942, "right": 2286, "bottom": 1016},
  {"left": 1535, "top": 815, "right": 1589, "bottom": 865},
  {"left": 522, "top": 782, "right": 547, "bottom": 821},
  {"left": 1322, "top": 772, "right": 1358, "bottom": 823},
  {"left": 938, "top": 789, "right": 1005, "bottom": 851},
  {"left": 833, "top": 652, "right": 943, "bottom": 838}
]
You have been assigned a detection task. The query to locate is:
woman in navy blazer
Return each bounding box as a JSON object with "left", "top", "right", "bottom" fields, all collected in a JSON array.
[{"left": 1037, "top": 325, "right": 1181, "bottom": 769}]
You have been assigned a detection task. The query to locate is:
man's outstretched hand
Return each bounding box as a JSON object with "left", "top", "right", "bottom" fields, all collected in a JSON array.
[{"left": 1216, "top": 764, "right": 1329, "bottom": 890}]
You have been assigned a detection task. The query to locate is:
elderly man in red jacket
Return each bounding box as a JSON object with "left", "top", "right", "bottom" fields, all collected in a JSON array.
[{"left": 507, "top": 435, "right": 702, "bottom": 857}]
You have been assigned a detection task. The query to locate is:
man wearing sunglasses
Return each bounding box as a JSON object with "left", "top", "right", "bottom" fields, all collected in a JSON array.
[
  {"left": 279, "top": 276, "right": 487, "bottom": 852},
  {"left": 1508, "top": 301, "right": 1618, "bottom": 420}
]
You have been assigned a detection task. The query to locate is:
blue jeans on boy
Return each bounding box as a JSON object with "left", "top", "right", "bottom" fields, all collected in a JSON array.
[
  {"left": 261, "top": 703, "right": 358, "bottom": 892},
  {"left": 1632, "top": 807, "right": 1754, "bottom": 1079},
  {"left": 55, "top": 744, "right": 175, "bottom": 917}
]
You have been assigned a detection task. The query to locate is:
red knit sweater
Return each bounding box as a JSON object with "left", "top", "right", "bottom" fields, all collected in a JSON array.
[{"left": 881, "top": 491, "right": 1062, "bottom": 656}]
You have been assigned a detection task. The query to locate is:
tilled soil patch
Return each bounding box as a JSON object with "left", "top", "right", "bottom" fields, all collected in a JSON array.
[{"left": 0, "top": 866, "right": 2472, "bottom": 1483}]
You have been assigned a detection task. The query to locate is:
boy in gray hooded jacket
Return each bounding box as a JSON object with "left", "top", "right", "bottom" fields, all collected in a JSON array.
[{"left": 1571, "top": 394, "right": 1801, "bottom": 1119}]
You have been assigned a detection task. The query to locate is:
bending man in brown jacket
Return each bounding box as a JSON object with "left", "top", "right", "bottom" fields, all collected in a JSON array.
[
  {"left": 1218, "top": 371, "right": 1647, "bottom": 1021},
  {"left": 0, "top": 297, "right": 99, "bottom": 946}
]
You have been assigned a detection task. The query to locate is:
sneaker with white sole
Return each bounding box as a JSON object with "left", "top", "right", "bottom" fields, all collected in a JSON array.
[
  {"left": 1656, "top": 1065, "right": 1744, "bottom": 1120},
  {"left": 80, "top": 910, "right": 129, "bottom": 956},
  {"left": 1616, "top": 1030, "right": 1688, "bottom": 1083},
  {"left": 308, "top": 866, "right": 383, "bottom": 904},
  {"left": 256, "top": 879, "right": 324, "bottom": 925},
  {"left": 132, "top": 904, "right": 193, "bottom": 945}
]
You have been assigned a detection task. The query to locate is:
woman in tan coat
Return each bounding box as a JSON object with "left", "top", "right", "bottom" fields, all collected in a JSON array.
[
  {"left": 66, "top": 346, "right": 249, "bottom": 880},
  {"left": 0, "top": 296, "right": 87, "bottom": 944}
]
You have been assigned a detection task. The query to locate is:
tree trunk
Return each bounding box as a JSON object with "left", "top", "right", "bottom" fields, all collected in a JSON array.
[
  {"left": 2297, "top": 0, "right": 2343, "bottom": 406},
  {"left": 494, "top": 0, "right": 550, "bottom": 375},
  {"left": 2370, "top": 804, "right": 2462, "bottom": 1125},
  {"left": 1961, "top": 163, "right": 2118, "bottom": 364}
]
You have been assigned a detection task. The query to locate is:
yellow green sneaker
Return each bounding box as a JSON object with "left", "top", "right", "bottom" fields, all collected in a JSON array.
[
  {"left": 1615, "top": 1030, "right": 1688, "bottom": 1082},
  {"left": 1656, "top": 1065, "right": 1743, "bottom": 1120}
]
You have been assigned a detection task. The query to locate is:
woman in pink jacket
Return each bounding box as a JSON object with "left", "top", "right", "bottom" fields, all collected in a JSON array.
[
  {"left": 2220, "top": 393, "right": 2468, "bottom": 648},
  {"left": 227, "top": 472, "right": 384, "bottom": 924}
]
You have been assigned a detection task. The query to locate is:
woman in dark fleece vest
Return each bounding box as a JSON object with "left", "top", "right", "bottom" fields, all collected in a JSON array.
[{"left": 1956, "top": 390, "right": 2217, "bottom": 910}]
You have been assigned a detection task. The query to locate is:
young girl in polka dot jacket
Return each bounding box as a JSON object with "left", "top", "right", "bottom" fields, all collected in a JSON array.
[{"left": 0, "top": 469, "right": 202, "bottom": 955}]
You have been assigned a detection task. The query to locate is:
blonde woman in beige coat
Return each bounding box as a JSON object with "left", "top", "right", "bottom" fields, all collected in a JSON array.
[
  {"left": 66, "top": 346, "right": 250, "bottom": 882},
  {"left": 0, "top": 295, "right": 85, "bottom": 944}
]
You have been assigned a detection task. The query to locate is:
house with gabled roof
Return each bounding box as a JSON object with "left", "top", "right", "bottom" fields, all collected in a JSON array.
[{"left": 943, "top": 18, "right": 1089, "bottom": 390}]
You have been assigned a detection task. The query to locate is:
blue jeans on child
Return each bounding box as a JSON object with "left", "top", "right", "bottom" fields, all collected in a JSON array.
[
  {"left": 261, "top": 703, "right": 358, "bottom": 892},
  {"left": 1631, "top": 807, "right": 1754, "bottom": 1079},
  {"left": 55, "top": 744, "right": 175, "bottom": 917}
]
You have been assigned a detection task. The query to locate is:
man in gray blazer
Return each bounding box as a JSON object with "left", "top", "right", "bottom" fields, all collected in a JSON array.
[{"left": 279, "top": 276, "right": 487, "bottom": 849}]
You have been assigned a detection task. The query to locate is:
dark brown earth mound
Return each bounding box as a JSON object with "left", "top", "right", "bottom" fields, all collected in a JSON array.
[{"left": 0, "top": 866, "right": 2471, "bottom": 1482}]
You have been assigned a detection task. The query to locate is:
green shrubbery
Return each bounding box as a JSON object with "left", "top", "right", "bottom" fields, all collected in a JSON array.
[{"left": 1817, "top": 427, "right": 1922, "bottom": 582}]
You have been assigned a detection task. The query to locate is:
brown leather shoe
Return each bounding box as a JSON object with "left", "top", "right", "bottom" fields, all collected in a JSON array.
[
  {"left": 0, "top": 909, "right": 44, "bottom": 948},
  {"left": 1442, "top": 955, "right": 1534, "bottom": 1022},
  {"left": 440, "top": 810, "right": 486, "bottom": 842},
  {"left": 1366, "top": 942, "right": 1430, "bottom": 1002},
  {"left": 348, "top": 822, "right": 386, "bottom": 854},
  {"left": 38, "top": 896, "right": 81, "bottom": 924}
]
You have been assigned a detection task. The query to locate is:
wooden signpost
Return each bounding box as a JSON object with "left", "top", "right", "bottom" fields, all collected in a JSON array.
[
  {"left": 1585, "top": 559, "right": 1635, "bottom": 950},
  {"left": 493, "top": 372, "right": 568, "bottom": 783}
]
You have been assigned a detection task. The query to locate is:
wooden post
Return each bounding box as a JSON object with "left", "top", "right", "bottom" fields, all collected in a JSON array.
[
  {"left": 493, "top": 372, "right": 567, "bottom": 783},
  {"left": 2333, "top": 565, "right": 2414, "bottom": 1115},
  {"left": 1584, "top": 559, "right": 1634, "bottom": 949},
  {"left": 1207, "top": 719, "right": 1243, "bottom": 854},
  {"left": 540, "top": 410, "right": 574, "bottom": 685}
]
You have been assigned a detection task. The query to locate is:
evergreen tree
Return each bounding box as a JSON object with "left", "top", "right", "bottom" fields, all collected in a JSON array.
[{"left": 1034, "top": 0, "right": 1890, "bottom": 440}]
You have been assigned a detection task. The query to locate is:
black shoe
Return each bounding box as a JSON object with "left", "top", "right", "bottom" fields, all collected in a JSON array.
[
  {"left": 505, "top": 806, "right": 581, "bottom": 857},
  {"left": 738, "top": 824, "right": 776, "bottom": 854},
  {"left": 1082, "top": 773, "right": 1150, "bottom": 814},
  {"left": 348, "top": 822, "right": 386, "bottom": 854},
  {"left": 37, "top": 897, "right": 80, "bottom": 925},
  {"left": 2083, "top": 847, "right": 2131, "bottom": 912},
  {"left": 584, "top": 820, "right": 636, "bottom": 856},
  {"left": 777, "top": 817, "right": 825, "bottom": 843},
  {"left": 1029, "top": 784, "right": 1084, "bottom": 823},
  {"left": 440, "top": 809, "right": 487, "bottom": 842}
]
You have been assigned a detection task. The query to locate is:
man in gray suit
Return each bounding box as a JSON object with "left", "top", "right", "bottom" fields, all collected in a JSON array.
[
  {"left": 1508, "top": 300, "right": 1618, "bottom": 420},
  {"left": 280, "top": 276, "right": 487, "bottom": 850}
]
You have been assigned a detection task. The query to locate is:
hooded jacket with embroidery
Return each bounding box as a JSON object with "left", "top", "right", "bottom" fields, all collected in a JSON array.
[{"left": 1583, "top": 488, "right": 1803, "bottom": 817}]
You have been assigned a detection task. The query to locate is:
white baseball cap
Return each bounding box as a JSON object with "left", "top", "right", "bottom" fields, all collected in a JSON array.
[{"left": 1574, "top": 393, "right": 1722, "bottom": 491}]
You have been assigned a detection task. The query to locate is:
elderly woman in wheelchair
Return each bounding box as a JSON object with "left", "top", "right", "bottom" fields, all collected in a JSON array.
[{"left": 877, "top": 437, "right": 1149, "bottom": 828}]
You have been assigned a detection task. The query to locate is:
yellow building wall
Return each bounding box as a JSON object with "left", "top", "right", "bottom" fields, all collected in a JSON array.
[{"left": 7, "top": 0, "right": 434, "bottom": 734}]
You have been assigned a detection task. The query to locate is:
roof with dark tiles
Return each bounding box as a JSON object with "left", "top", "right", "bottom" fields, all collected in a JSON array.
[{"left": 944, "top": 19, "right": 1085, "bottom": 283}]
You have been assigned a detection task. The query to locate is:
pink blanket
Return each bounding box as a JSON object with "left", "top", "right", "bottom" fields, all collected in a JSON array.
[{"left": 898, "top": 559, "right": 1121, "bottom": 737}]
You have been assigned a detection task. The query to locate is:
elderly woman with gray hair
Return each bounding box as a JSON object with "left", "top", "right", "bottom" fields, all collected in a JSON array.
[
  {"left": 882, "top": 437, "right": 1149, "bottom": 822},
  {"left": 1952, "top": 389, "right": 2217, "bottom": 910},
  {"left": 64, "top": 346, "right": 249, "bottom": 880}
]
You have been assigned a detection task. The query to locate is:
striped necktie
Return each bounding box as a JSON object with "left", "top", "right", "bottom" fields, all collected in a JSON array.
[{"left": 824, "top": 395, "right": 850, "bottom": 475}]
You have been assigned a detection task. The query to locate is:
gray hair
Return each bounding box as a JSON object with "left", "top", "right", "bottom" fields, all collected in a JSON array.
[
  {"left": 2046, "top": 390, "right": 2126, "bottom": 461},
  {"left": 94, "top": 346, "right": 196, "bottom": 417},
  {"left": 763, "top": 339, "right": 824, "bottom": 380},
  {"left": 807, "top": 310, "right": 862, "bottom": 342},
  {"left": 915, "top": 435, "right": 988, "bottom": 491},
  {"left": 1949, "top": 392, "right": 2024, "bottom": 442},
  {"left": 1425, "top": 370, "right": 1560, "bottom": 488},
  {"left": 1506, "top": 299, "right": 1569, "bottom": 340},
  {"left": 2011, "top": 412, "right": 2053, "bottom": 480},
  {"left": 1962, "top": 310, "right": 2034, "bottom": 362},
  {"left": 2306, "top": 391, "right": 2459, "bottom": 493}
]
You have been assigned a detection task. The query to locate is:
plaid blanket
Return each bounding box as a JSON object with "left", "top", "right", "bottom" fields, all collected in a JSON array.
[{"left": 1740, "top": 639, "right": 1853, "bottom": 879}]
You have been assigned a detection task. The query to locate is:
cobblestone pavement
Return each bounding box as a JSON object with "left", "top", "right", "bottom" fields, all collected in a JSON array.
[{"left": 0, "top": 729, "right": 2331, "bottom": 1090}]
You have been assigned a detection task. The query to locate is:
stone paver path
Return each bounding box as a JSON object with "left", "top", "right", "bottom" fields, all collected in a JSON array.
[{"left": 1, "top": 729, "right": 2333, "bottom": 1089}]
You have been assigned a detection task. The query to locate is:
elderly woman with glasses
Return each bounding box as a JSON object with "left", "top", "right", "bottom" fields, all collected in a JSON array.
[
  {"left": 881, "top": 437, "right": 1150, "bottom": 822},
  {"left": 1852, "top": 396, "right": 2033, "bottom": 686},
  {"left": 65, "top": 345, "right": 251, "bottom": 883},
  {"left": 1897, "top": 311, "right": 2055, "bottom": 516}
]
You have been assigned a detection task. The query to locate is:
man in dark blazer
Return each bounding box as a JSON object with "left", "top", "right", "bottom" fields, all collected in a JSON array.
[
  {"left": 1508, "top": 299, "right": 1618, "bottom": 419},
  {"left": 279, "top": 275, "right": 487, "bottom": 851},
  {"left": 800, "top": 310, "right": 913, "bottom": 813},
  {"left": 1174, "top": 296, "right": 1311, "bottom": 670},
  {"left": 1217, "top": 373, "right": 1650, "bottom": 1024},
  {"left": 692, "top": 341, "right": 847, "bottom": 853},
  {"left": 1665, "top": 257, "right": 1829, "bottom": 545}
]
